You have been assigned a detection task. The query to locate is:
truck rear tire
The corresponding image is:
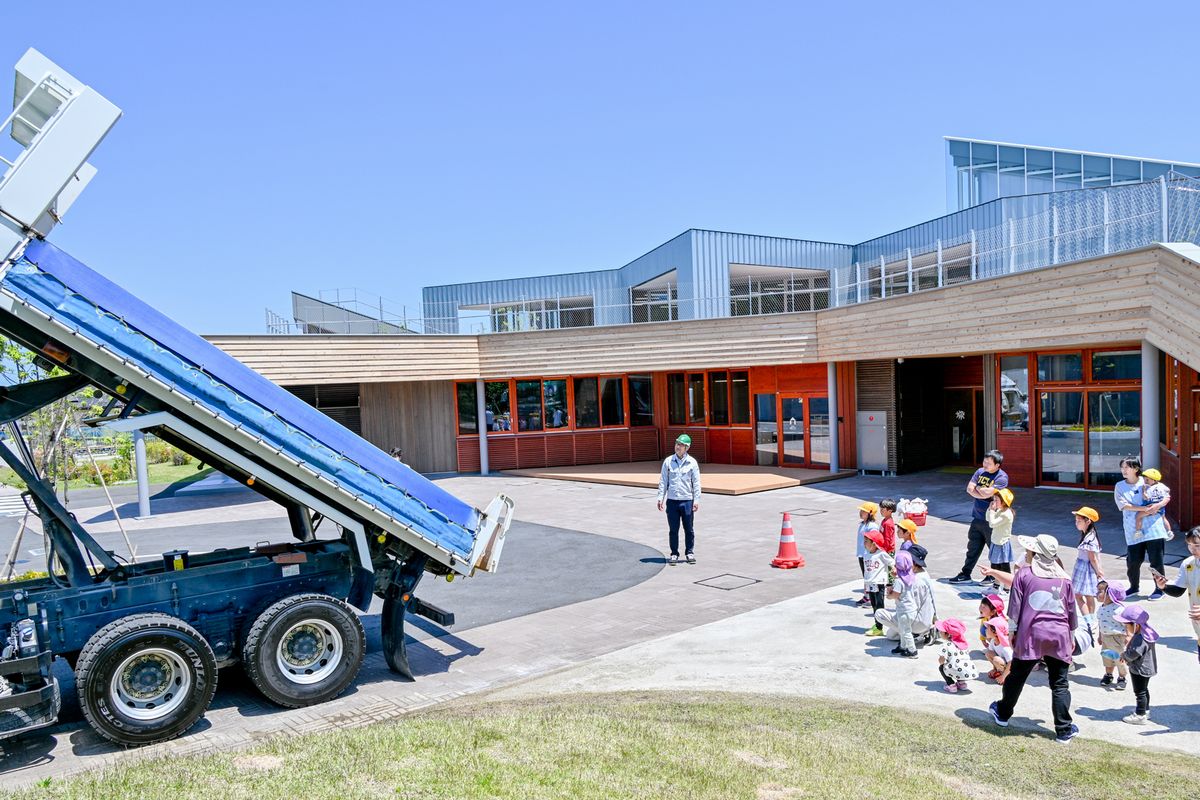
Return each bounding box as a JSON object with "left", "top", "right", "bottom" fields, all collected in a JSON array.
[
  {"left": 242, "top": 593, "right": 364, "bottom": 708},
  {"left": 75, "top": 613, "right": 218, "bottom": 746}
]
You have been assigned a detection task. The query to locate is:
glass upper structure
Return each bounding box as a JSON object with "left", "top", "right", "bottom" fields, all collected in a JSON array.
[{"left": 946, "top": 137, "right": 1200, "bottom": 211}]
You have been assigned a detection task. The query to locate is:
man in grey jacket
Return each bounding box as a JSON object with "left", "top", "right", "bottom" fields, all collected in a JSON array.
[{"left": 657, "top": 434, "right": 702, "bottom": 565}]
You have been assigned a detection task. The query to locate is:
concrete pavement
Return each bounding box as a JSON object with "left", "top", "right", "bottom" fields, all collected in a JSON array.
[
  {"left": 2, "top": 467, "right": 1196, "bottom": 785},
  {"left": 493, "top": 576, "right": 1200, "bottom": 752}
]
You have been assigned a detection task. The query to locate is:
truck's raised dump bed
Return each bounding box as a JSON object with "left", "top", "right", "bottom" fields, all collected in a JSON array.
[{"left": 0, "top": 238, "right": 481, "bottom": 564}]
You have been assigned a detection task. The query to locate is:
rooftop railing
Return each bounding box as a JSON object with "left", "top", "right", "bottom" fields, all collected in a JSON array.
[{"left": 264, "top": 174, "right": 1200, "bottom": 335}]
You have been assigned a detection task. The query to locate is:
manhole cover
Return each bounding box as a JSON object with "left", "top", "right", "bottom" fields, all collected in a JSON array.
[
  {"left": 695, "top": 573, "right": 762, "bottom": 591},
  {"left": 784, "top": 507, "right": 827, "bottom": 517}
]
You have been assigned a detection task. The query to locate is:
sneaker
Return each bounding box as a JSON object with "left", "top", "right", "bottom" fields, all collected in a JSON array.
[
  {"left": 865, "top": 625, "right": 884, "bottom": 637},
  {"left": 1055, "top": 724, "right": 1080, "bottom": 744},
  {"left": 943, "top": 683, "right": 959, "bottom": 693},
  {"left": 1116, "top": 676, "right": 1127, "bottom": 691},
  {"left": 685, "top": 552, "right": 696, "bottom": 565},
  {"left": 855, "top": 596, "right": 870, "bottom": 607},
  {"left": 956, "top": 680, "right": 969, "bottom": 693},
  {"left": 1149, "top": 589, "right": 1163, "bottom": 601},
  {"left": 989, "top": 701, "right": 1008, "bottom": 728},
  {"left": 1126, "top": 589, "right": 1140, "bottom": 599},
  {"left": 668, "top": 554, "right": 679, "bottom": 566},
  {"left": 947, "top": 574, "right": 972, "bottom": 584},
  {"left": 891, "top": 645, "right": 904, "bottom": 654},
  {"left": 1123, "top": 713, "right": 1149, "bottom": 725},
  {"left": 898, "top": 648, "right": 918, "bottom": 658},
  {"left": 1099, "top": 674, "right": 1114, "bottom": 687}
]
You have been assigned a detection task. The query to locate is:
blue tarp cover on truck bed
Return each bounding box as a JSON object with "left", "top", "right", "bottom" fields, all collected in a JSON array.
[{"left": 2, "top": 239, "right": 479, "bottom": 559}]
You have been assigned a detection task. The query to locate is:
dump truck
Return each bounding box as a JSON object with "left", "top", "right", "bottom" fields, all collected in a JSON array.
[{"left": 0, "top": 49, "right": 513, "bottom": 746}]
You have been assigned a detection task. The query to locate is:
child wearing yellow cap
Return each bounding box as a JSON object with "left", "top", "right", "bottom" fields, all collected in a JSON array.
[
  {"left": 896, "top": 518, "right": 919, "bottom": 551},
  {"left": 1135, "top": 468, "right": 1172, "bottom": 540},
  {"left": 984, "top": 488, "right": 1016, "bottom": 591},
  {"left": 855, "top": 501, "right": 881, "bottom": 607},
  {"left": 1072, "top": 506, "right": 1104, "bottom": 621}
]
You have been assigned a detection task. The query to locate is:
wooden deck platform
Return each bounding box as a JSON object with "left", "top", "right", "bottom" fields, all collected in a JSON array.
[{"left": 503, "top": 461, "right": 857, "bottom": 495}]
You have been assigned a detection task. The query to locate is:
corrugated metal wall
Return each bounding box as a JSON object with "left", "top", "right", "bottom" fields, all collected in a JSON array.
[
  {"left": 855, "top": 360, "right": 897, "bottom": 473},
  {"left": 687, "top": 230, "right": 851, "bottom": 319}
]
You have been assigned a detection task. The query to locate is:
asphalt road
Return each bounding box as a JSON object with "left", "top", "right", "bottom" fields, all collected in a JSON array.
[{"left": 33, "top": 517, "right": 663, "bottom": 731}]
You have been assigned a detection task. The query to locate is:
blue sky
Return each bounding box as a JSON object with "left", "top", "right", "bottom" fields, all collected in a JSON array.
[{"left": 5, "top": 2, "right": 1199, "bottom": 333}]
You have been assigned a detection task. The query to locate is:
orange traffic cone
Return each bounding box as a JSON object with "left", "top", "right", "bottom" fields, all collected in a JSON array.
[{"left": 770, "top": 512, "right": 805, "bottom": 569}]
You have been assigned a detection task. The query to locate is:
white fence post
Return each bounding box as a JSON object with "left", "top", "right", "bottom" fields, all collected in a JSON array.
[
  {"left": 1161, "top": 176, "right": 1169, "bottom": 242},
  {"left": 906, "top": 248, "right": 913, "bottom": 294},
  {"left": 969, "top": 230, "right": 977, "bottom": 281},
  {"left": 879, "top": 255, "right": 887, "bottom": 299},
  {"left": 1008, "top": 218, "right": 1016, "bottom": 273},
  {"left": 936, "top": 239, "right": 943, "bottom": 287}
]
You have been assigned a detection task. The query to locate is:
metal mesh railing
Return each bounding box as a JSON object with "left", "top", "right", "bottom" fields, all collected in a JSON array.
[
  {"left": 266, "top": 174, "right": 1200, "bottom": 335},
  {"left": 837, "top": 173, "right": 1200, "bottom": 306}
]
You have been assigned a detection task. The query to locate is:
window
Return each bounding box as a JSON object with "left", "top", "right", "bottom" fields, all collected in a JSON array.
[
  {"left": 1037, "top": 353, "right": 1082, "bottom": 383},
  {"left": 667, "top": 373, "right": 687, "bottom": 425},
  {"left": 688, "top": 373, "right": 706, "bottom": 424},
  {"left": 1091, "top": 350, "right": 1140, "bottom": 382},
  {"left": 484, "top": 381, "right": 511, "bottom": 431},
  {"left": 999, "top": 355, "right": 1030, "bottom": 431},
  {"left": 573, "top": 377, "right": 600, "bottom": 428},
  {"left": 456, "top": 382, "right": 477, "bottom": 435},
  {"left": 516, "top": 380, "right": 542, "bottom": 432},
  {"left": 628, "top": 375, "right": 654, "bottom": 427},
  {"left": 544, "top": 379, "right": 568, "bottom": 429},
  {"left": 1162, "top": 356, "right": 1179, "bottom": 451},
  {"left": 709, "top": 372, "right": 729, "bottom": 425},
  {"left": 1193, "top": 391, "right": 1200, "bottom": 458},
  {"left": 730, "top": 371, "right": 750, "bottom": 424},
  {"left": 599, "top": 377, "right": 625, "bottom": 426}
]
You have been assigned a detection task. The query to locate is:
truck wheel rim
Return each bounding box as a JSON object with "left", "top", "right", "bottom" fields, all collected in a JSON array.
[
  {"left": 276, "top": 619, "right": 343, "bottom": 685},
  {"left": 110, "top": 647, "right": 192, "bottom": 722}
]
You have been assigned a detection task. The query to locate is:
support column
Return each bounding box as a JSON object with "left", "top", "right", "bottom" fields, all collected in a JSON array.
[
  {"left": 1141, "top": 341, "right": 1160, "bottom": 469},
  {"left": 827, "top": 362, "right": 840, "bottom": 473},
  {"left": 475, "top": 378, "right": 489, "bottom": 476},
  {"left": 134, "top": 429, "right": 151, "bottom": 518}
]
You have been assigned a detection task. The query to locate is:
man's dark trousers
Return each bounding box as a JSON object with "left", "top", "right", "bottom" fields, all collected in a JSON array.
[
  {"left": 666, "top": 498, "right": 695, "bottom": 556},
  {"left": 958, "top": 517, "right": 992, "bottom": 579}
]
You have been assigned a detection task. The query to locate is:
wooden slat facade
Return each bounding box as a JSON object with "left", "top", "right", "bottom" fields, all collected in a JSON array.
[
  {"left": 359, "top": 381, "right": 458, "bottom": 473},
  {"left": 210, "top": 245, "right": 1200, "bottom": 385}
]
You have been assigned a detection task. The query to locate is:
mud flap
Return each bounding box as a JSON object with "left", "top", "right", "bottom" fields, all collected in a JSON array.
[{"left": 380, "top": 593, "right": 413, "bottom": 681}]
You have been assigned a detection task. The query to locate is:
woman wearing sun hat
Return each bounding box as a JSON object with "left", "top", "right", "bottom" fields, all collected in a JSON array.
[{"left": 989, "top": 534, "right": 1079, "bottom": 744}]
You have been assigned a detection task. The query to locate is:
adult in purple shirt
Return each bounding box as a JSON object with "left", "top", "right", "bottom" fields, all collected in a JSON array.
[
  {"left": 988, "top": 534, "right": 1079, "bottom": 744},
  {"left": 949, "top": 450, "right": 1009, "bottom": 584}
]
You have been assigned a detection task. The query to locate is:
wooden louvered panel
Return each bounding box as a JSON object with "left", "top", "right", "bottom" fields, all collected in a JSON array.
[
  {"left": 545, "top": 434, "right": 575, "bottom": 466},
  {"left": 573, "top": 432, "right": 604, "bottom": 464},
  {"left": 602, "top": 431, "right": 630, "bottom": 463},
  {"left": 457, "top": 438, "right": 480, "bottom": 473},
  {"left": 487, "top": 436, "right": 518, "bottom": 471},
  {"left": 630, "top": 428, "right": 660, "bottom": 462},
  {"left": 516, "top": 435, "right": 547, "bottom": 468},
  {"left": 856, "top": 360, "right": 897, "bottom": 472}
]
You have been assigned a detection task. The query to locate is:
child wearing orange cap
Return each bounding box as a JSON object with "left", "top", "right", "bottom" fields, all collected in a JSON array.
[
  {"left": 855, "top": 501, "right": 881, "bottom": 607},
  {"left": 1072, "top": 507, "right": 1104, "bottom": 621},
  {"left": 896, "top": 518, "right": 919, "bottom": 551},
  {"left": 934, "top": 618, "right": 978, "bottom": 693}
]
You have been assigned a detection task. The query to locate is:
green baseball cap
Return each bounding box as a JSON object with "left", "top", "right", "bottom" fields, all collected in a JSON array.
[{"left": 675, "top": 434, "right": 692, "bottom": 446}]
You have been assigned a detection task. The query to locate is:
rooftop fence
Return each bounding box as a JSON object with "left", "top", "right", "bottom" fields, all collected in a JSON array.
[{"left": 268, "top": 174, "right": 1200, "bottom": 335}]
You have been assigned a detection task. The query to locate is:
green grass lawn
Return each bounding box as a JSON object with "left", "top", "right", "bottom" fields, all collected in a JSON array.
[
  {"left": 13, "top": 693, "right": 1199, "bottom": 799},
  {"left": 0, "top": 464, "right": 212, "bottom": 492}
]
